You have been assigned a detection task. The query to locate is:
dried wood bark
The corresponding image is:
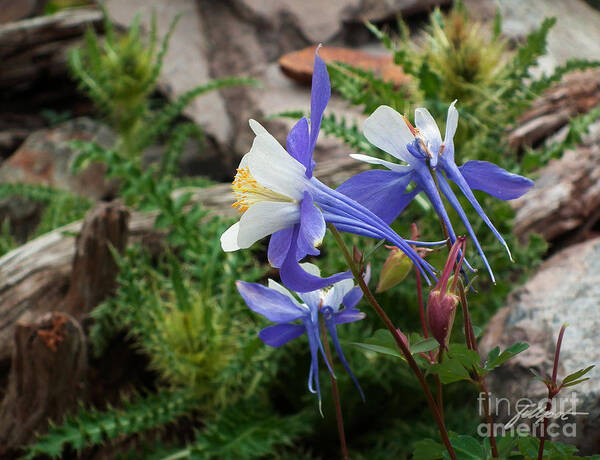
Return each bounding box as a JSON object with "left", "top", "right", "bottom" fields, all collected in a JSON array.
[
  {"left": 0, "top": 7, "right": 103, "bottom": 92},
  {"left": 0, "top": 312, "right": 87, "bottom": 457},
  {"left": 64, "top": 201, "right": 129, "bottom": 318},
  {"left": 508, "top": 68, "right": 600, "bottom": 149}
]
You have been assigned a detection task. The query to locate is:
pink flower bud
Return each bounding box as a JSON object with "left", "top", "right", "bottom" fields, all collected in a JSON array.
[
  {"left": 426, "top": 237, "right": 466, "bottom": 348},
  {"left": 427, "top": 287, "right": 459, "bottom": 348}
]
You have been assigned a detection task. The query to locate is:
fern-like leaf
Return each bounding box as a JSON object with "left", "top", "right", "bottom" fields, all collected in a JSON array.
[{"left": 23, "top": 389, "right": 196, "bottom": 459}]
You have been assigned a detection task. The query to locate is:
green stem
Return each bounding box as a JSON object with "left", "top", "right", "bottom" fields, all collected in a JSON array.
[{"left": 328, "top": 224, "right": 456, "bottom": 460}]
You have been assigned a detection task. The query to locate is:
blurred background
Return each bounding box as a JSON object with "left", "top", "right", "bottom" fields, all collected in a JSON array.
[{"left": 0, "top": 0, "right": 599, "bottom": 458}]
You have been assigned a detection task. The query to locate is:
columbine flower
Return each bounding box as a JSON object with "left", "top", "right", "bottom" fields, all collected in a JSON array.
[
  {"left": 236, "top": 264, "right": 369, "bottom": 405},
  {"left": 221, "top": 48, "right": 438, "bottom": 292},
  {"left": 337, "top": 102, "right": 534, "bottom": 282}
]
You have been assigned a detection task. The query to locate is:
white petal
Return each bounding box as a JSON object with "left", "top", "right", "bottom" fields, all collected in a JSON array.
[
  {"left": 237, "top": 201, "right": 300, "bottom": 249},
  {"left": 415, "top": 108, "right": 442, "bottom": 147},
  {"left": 299, "top": 262, "right": 321, "bottom": 276},
  {"left": 363, "top": 105, "right": 414, "bottom": 163},
  {"left": 298, "top": 290, "right": 322, "bottom": 309},
  {"left": 349, "top": 154, "right": 413, "bottom": 174},
  {"left": 323, "top": 278, "right": 355, "bottom": 311},
  {"left": 444, "top": 100, "right": 458, "bottom": 145},
  {"left": 249, "top": 119, "right": 269, "bottom": 136},
  {"left": 268, "top": 279, "right": 306, "bottom": 308},
  {"left": 221, "top": 222, "right": 241, "bottom": 252},
  {"left": 247, "top": 133, "right": 308, "bottom": 200}
]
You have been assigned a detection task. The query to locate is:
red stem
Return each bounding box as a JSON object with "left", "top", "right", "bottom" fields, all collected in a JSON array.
[{"left": 328, "top": 225, "right": 457, "bottom": 460}]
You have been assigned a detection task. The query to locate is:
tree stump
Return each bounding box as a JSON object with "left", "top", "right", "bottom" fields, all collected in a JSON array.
[
  {"left": 64, "top": 200, "right": 130, "bottom": 318},
  {"left": 0, "top": 312, "right": 87, "bottom": 456}
]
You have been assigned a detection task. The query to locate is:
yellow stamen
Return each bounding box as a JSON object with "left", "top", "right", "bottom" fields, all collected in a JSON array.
[{"left": 231, "top": 167, "right": 292, "bottom": 213}]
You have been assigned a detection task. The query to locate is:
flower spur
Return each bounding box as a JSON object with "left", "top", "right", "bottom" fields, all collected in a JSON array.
[
  {"left": 338, "top": 102, "right": 534, "bottom": 282},
  {"left": 221, "top": 47, "right": 440, "bottom": 292}
]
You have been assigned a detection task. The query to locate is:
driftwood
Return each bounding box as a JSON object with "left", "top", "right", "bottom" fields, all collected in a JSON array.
[
  {"left": 0, "top": 312, "right": 87, "bottom": 456},
  {"left": 0, "top": 7, "right": 103, "bottom": 92},
  {"left": 508, "top": 68, "right": 600, "bottom": 149},
  {"left": 0, "top": 156, "right": 366, "bottom": 362},
  {"left": 513, "top": 135, "right": 600, "bottom": 244}
]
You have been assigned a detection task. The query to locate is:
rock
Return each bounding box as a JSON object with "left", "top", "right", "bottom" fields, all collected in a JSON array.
[
  {"left": 0, "top": 117, "right": 116, "bottom": 199},
  {"left": 0, "top": 118, "right": 117, "bottom": 239},
  {"left": 104, "top": 0, "right": 449, "bottom": 177},
  {"left": 465, "top": 0, "right": 600, "bottom": 76},
  {"left": 0, "top": 0, "right": 46, "bottom": 25},
  {"left": 278, "top": 45, "right": 410, "bottom": 86},
  {"left": 481, "top": 237, "right": 600, "bottom": 454},
  {"left": 512, "top": 120, "right": 600, "bottom": 244}
]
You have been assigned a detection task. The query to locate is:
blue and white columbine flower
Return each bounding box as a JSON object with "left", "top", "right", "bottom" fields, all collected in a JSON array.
[
  {"left": 337, "top": 103, "right": 534, "bottom": 282},
  {"left": 221, "top": 48, "right": 438, "bottom": 292},
  {"left": 236, "top": 264, "right": 369, "bottom": 406}
]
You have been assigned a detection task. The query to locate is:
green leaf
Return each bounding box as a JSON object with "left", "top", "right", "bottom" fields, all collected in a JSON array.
[
  {"left": 429, "top": 358, "right": 471, "bottom": 384},
  {"left": 443, "top": 435, "right": 484, "bottom": 460},
  {"left": 410, "top": 337, "right": 440, "bottom": 354},
  {"left": 484, "top": 343, "right": 529, "bottom": 372},
  {"left": 561, "top": 365, "right": 594, "bottom": 387},
  {"left": 352, "top": 329, "right": 404, "bottom": 359},
  {"left": 413, "top": 438, "right": 445, "bottom": 460},
  {"left": 418, "top": 60, "right": 441, "bottom": 99}
]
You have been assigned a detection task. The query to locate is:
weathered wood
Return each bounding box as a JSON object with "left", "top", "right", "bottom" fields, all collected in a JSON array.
[
  {"left": 508, "top": 68, "right": 600, "bottom": 149},
  {"left": 0, "top": 8, "right": 103, "bottom": 90},
  {"left": 512, "top": 120, "right": 600, "bottom": 244},
  {"left": 64, "top": 201, "right": 129, "bottom": 318},
  {"left": 0, "top": 155, "right": 366, "bottom": 362},
  {"left": 0, "top": 312, "right": 87, "bottom": 456}
]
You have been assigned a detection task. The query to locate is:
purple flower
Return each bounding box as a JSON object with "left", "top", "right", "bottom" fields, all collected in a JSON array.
[
  {"left": 235, "top": 264, "right": 370, "bottom": 405},
  {"left": 337, "top": 102, "right": 534, "bottom": 282},
  {"left": 221, "top": 48, "right": 438, "bottom": 291}
]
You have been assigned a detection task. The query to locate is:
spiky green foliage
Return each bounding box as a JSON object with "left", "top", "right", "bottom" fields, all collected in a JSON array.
[
  {"left": 156, "top": 402, "right": 313, "bottom": 460},
  {"left": 24, "top": 389, "right": 195, "bottom": 459},
  {"left": 0, "top": 183, "right": 91, "bottom": 249}
]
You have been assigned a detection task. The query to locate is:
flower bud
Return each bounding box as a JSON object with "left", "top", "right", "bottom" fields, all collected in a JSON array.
[
  {"left": 376, "top": 246, "right": 413, "bottom": 293},
  {"left": 427, "top": 286, "right": 459, "bottom": 349},
  {"left": 427, "top": 237, "right": 466, "bottom": 348}
]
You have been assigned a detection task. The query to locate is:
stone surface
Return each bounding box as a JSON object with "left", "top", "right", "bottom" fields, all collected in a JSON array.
[
  {"left": 512, "top": 120, "right": 600, "bottom": 244},
  {"left": 481, "top": 237, "right": 600, "bottom": 454},
  {"left": 0, "top": 117, "right": 116, "bottom": 199},
  {"left": 104, "top": 0, "right": 449, "bottom": 176},
  {"left": 466, "top": 0, "right": 600, "bottom": 76},
  {"left": 279, "top": 44, "right": 410, "bottom": 85},
  {"left": 0, "top": 0, "right": 46, "bottom": 25}
]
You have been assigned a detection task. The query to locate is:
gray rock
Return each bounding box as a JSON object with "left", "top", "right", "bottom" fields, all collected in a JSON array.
[
  {"left": 481, "top": 237, "right": 600, "bottom": 454},
  {"left": 104, "top": 0, "right": 450, "bottom": 177}
]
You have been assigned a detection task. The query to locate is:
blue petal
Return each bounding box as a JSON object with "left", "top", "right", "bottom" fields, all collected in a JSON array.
[
  {"left": 268, "top": 227, "right": 294, "bottom": 267},
  {"left": 441, "top": 160, "right": 512, "bottom": 261},
  {"left": 296, "top": 191, "right": 325, "bottom": 259},
  {"left": 287, "top": 117, "right": 311, "bottom": 173},
  {"left": 236, "top": 281, "right": 306, "bottom": 323},
  {"left": 436, "top": 173, "right": 495, "bottom": 282},
  {"left": 307, "top": 50, "right": 331, "bottom": 176},
  {"left": 342, "top": 287, "right": 362, "bottom": 310},
  {"left": 259, "top": 323, "right": 305, "bottom": 347},
  {"left": 305, "top": 319, "right": 321, "bottom": 398},
  {"left": 280, "top": 227, "right": 352, "bottom": 293},
  {"left": 459, "top": 160, "right": 534, "bottom": 200},
  {"left": 336, "top": 169, "right": 415, "bottom": 225},
  {"left": 334, "top": 306, "right": 365, "bottom": 324},
  {"left": 326, "top": 319, "right": 365, "bottom": 401}
]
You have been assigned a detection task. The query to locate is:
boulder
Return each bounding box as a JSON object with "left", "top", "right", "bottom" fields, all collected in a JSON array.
[
  {"left": 481, "top": 237, "right": 600, "bottom": 454},
  {"left": 0, "top": 118, "right": 117, "bottom": 239}
]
